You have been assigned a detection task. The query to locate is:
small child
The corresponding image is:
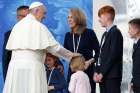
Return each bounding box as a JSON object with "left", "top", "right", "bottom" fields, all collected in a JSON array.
[
  {"left": 44, "top": 53, "right": 67, "bottom": 93},
  {"left": 68, "top": 55, "right": 91, "bottom": 93}
]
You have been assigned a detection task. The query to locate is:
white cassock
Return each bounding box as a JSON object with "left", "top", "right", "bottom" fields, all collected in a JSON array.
[{"left": 3, "top": 14, "right": 73, "bottom": 93}]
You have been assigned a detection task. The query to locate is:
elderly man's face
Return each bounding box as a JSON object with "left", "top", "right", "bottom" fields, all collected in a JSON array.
[
  {"left": 37, "top": 6, "right": 46, "bottom": 21},
  {"left": 17, "top": 9, "right": 29, "bottom": 21}
]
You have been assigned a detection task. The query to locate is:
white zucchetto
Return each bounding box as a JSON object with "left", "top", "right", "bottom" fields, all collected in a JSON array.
[{"left": 29, "top": 2, "right": 43, "bottom": 9}]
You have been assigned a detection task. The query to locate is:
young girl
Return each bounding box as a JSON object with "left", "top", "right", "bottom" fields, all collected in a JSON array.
[
  {"left": 45, "top": 53, "right": 67, "bottom": 93},
  {"left": 68, "top": 55, "right": 91, "bottom": 93}
]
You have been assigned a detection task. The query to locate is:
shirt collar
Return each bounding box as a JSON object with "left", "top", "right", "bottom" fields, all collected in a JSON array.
[
  {"left": 106, "top": 24, "right": 114, "bottom": 32},
  {"left": 134, "top": 37, "right": 140, "bottom": 44}
]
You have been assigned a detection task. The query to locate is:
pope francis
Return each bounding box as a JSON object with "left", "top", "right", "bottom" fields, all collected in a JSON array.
[{"left": 3, "top": 2, "right": 78, "bottom": 93}]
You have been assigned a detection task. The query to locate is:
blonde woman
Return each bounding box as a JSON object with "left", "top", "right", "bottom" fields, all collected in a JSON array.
[{"left": 64, "top": 8, "right": 99, "bottom": 93}]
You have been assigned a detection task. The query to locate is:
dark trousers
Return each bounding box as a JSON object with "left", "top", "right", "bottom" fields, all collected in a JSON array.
[
  {"left": 99, "top": 78, "right": 121, "bottom": 93},
  {"left": 134, "top": 92, "right": 140, "bottom": 93},
  {"left": 133, "top": 78, "right": 140, "bottom": 93},
  {"left": 133, "top": 86, "right": 140, "bottom": 93}
]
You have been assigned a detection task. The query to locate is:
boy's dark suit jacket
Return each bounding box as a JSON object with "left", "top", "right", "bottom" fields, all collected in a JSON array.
[
  {"left": 132, "top": 38, "right": 140, "bottom": 91},
  {"left": 96, "top": 25, "right": 123, "bottom": 79},
  {"left": 95, "top": 25, "right": 123, "bottom": 93}
]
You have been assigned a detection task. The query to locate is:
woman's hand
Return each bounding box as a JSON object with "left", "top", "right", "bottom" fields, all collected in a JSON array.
[{"left": 84, "top": 58, "right": 95, "bottom": 70}]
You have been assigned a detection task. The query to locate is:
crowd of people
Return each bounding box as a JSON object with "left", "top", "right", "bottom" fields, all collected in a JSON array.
[{"left": 2, "top": 1, "right": 140, "bottom": 93}]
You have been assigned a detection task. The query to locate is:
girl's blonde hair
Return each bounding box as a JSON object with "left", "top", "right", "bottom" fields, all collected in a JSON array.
[{"left": 70, "top": 55, "right": 85, "bottom": 72}]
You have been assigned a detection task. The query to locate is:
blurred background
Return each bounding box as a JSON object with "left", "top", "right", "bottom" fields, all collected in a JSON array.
[
  {"left": 93, "top": 0, "right": 140, "bottom": 93},
  {"left": 0, "top": 0, "right": 140, "bottom": 93},
  {"left": 0, "top": 0, "right": 93, "bottom": 93}
]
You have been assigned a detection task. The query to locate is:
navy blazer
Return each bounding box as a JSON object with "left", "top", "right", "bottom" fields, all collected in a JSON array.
[
  {"left": 64, "top": 28, "right": 99, "bottom": 61},
  {"left": 64, "top": 28, "right": 99, "bottom": 81},
  {"left": 95, "top": 25, "right": 123, "bottom": 79},
  {"left": 46, "top": 67, "right": 67, "bottom": 93}
]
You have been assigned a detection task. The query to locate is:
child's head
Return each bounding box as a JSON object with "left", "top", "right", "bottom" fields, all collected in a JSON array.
[
  {"left": 45, "top": 53, "right": 59, "bottom": 68},
  {"left": 128, "top": 18, "right": 140, "bottom": 39},
  {"left": 70, "top": 55, "right": 85, "bottom": 72},
  {"left": 45, "top": 53, "right": 64, "bottom": 75},
  {"left": 98, "top": 5, "right": 115, "bottom": 27}
]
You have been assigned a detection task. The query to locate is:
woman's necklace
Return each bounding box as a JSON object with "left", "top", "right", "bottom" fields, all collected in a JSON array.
[{"left": 72, "top": 34, "right": 81, "bottom": 53}]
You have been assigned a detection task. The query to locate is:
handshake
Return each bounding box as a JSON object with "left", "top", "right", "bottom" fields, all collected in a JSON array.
[{"left": 93, "top": 73, "right": 103, "bottom": 83}]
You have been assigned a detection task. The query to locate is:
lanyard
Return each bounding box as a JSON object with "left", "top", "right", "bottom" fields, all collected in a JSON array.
[
  {"left": 48, "top": 68, "right": 54, "bottom": 85},
  {"left": 73, "top": 34, "right": 81, "bottom": 53},
  {"left": 97, "top": 32, "right": 107, "bottom": 66}
]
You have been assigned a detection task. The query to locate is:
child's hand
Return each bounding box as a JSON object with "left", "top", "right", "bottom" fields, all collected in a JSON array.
[{"left": 48, "top": 85, "right": 54, "bottom": 91}]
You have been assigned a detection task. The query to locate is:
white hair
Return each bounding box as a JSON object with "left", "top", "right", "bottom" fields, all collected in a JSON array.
[{"left": 30, "top": 5, "right": 46, "bottom": 15}]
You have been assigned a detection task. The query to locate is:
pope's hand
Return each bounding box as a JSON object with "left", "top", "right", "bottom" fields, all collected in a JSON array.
[
  {"left": 68, "top": 53, "right": 82, "bottom": 62},
  {"left": 72, "top": 53, "right": 81, "bottom": 57}
]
